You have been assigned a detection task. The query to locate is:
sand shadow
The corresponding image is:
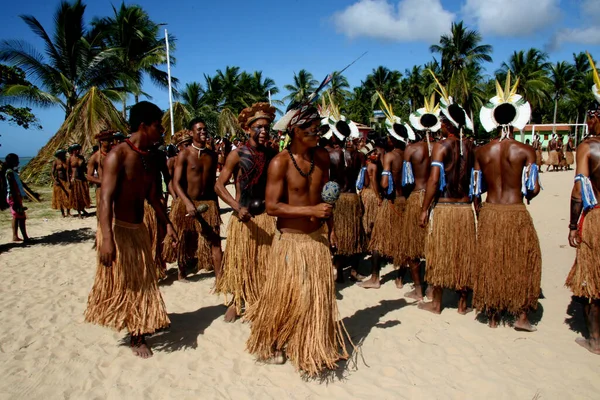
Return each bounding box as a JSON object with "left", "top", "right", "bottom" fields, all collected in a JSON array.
[
  {"left": 320, "top": 298, "right": 412, "bottom": 382},
  {"left": 0, "top": 227, "right": 95, "bottom": 253},
  {"left": 564, "top": 296, "right": 588, "bottom": 337},
  {"left": 126, "top": 305, "right": 224, "bottom": 353}
]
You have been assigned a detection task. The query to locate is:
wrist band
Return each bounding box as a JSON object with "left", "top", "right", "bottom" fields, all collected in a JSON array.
[{"left": 569, "top": 223, "right": 578, "bottom": 230}]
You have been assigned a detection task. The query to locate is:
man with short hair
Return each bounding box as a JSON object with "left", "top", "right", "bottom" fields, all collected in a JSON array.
[
  {"left": 215, "top": 103, "right": 277, "bottom": 323},
  {"left": 171, "top": 118, "right": 222, "bottom": 281},
  {"left": 87, "top": 130, "right": 116, "bottom": 208},
  {"left": 246, "top": 104, "right": 349, "bottom": 377},
  {"left": 566, "top": 106, "right": 600, "bottom": 353},
  {"left": 85, "top": 101, "right": 177, "bottom": 358}
]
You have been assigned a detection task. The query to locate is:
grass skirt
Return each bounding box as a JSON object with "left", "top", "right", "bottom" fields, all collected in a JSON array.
[
  {"left": 565, "top": 151, "right": 574, "bottom": 165},
  {"left": 84, "top": 220, "right": 170, "bottom": 336},
  {"left": 368, "top": 198, "right": 404, "bottom": 258},
  {"left": 361, "top": 188, "right": 379, "bottom": 237},
  {"left": 399, "top": 190, "right": 426, "bottom": 262},
  {"left": 51, "top": 179, "right": 70, "bottom": 209},
  {"left": 143, "top": 201, "right": 167, "bottom": 280},
  {"left": 69, "top": 179, "right": 90, "bottom": 210},
  {"left": 216, "top": 212, "right": 276, "bottom": 315},
  {"left": 245, "top": 228, "right": 350, "bottom": 377},
  {"left": 333, "top": 193, "right": 365, "bottom": 255},
  {"left": 473, "top": 203, "right": 542, "bottom": 314},
  {"left": 165, "top": 197, "right": 221, "bottom": 271},
  {"left": 425, "top": 203, "right": 476, "bottom": 290},
  {"left": 566, "top": 207, "right": 600, "bottom": 299},
  {"left": 535, "top": 150, "right": 543, "bottom": 167},
  {"left": 545, "top": 150, "right": 559, "bottom": 166}
]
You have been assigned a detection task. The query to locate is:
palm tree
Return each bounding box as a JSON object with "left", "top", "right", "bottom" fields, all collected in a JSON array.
[
  {"left": 284, "top": 69, "right": 318, "bottom": 103},
  {"left": 326, "top": 71, "right": 351, "bottom": 109},
  {"left": 0, "top": 0, "right": 121, "bottom": 119},
  {"left": 215, "top": 66, "right": 253, "bottom": 111},
  {"left": 498, "top": 48, "right": 551, "bottom": 112},
  {"left": 549, "top": 61, "right": 575, "bottom": 132},
  {"left": 21, "top": 87, "right": 128, "bottom": 183},
  {"left": 179, "top": 81, "right": 205, "bottom": 115},
  {"left": 91, "top": 3, "right": 176, "bottom": 116},
  {"left": 430, "top": 21, "right": 492, "bottom": 105},
  {"left": 403, "top": 66, "right": 424, "bottom": 113}
]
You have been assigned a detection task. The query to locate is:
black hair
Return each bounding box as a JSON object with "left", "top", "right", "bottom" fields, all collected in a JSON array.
[
  {"left": 392, "top": 123, "right": 408, "bottom": 139},
  {"left": 420, "top": 114, "right": 438, "bottom": 128},
  {"left": 92, "top": 145, "right": 99, "bottom": 153},
  {"left": 494, "top": 103, "right": 517, "bottom": 125},
  {"left": 374, "top": 137, "right": 388, "bottom": 149},
  {"left": 335, "top": 121, "right": 351, "bottom": 137},
  {"left": 448, "top": 104, "right": 466, "bottom": 127},
  {"left": 318, "top": 137, "right": 330, "bottom": 148},
  {"left": 166, "top": 144, "right": 177, "bottom": 157},
  {"left": 319, "top": 124, "right": 331, "bottom": 136},
  {"left": 188, "top": 117, "right": 207, "bottom": 131},
  {"left": 389, "top": 135, "right": 406, "bottom": 150},
  {"left": 5, "top": 153, "right": 19, "bottom": 167},
  {"left": 129, "top": 101, "right": 163, "bottom": 132}
]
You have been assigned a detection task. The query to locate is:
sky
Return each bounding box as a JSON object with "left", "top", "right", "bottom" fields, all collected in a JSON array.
[{"left": 1, "top": 0, "right": 599, "bottom": 157}]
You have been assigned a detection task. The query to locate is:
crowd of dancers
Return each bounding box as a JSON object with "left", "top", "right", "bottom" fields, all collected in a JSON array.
[{"left": 4, "top": 63, "right": 599, "bottom": 378}]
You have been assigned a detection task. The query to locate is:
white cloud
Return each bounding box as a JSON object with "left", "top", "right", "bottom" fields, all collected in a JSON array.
[
  {"left": 462, "top": 0, "right": 560, "bottom": 36},
  {"left": 551, "top": 0, "right": 600, "bottom": 48},
  {"left": 332, "top": 0, "right": 454, "bottom": 42}
]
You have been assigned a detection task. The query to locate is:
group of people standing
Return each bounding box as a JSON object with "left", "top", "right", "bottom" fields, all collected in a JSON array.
[
  {"left": 79, "top": 64, "right": 600, "bottom": 378},
  {"left": 533, "top": 132, "right": 576, "bottom": 172}
]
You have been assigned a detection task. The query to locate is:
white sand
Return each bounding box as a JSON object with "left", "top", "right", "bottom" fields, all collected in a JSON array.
[{"left": 0, "top": 169, "right": 598, "bottom": 399}]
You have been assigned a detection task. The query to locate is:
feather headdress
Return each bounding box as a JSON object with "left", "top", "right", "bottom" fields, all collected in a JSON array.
[
  {"left": 376, "top": 91, "right": 415, "bottom": 142},
  {"left": 587, "top": 52, "right": 600, "bottom": 104}
]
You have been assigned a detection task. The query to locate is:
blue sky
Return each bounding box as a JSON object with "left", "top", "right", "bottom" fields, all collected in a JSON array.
[{"left": 1, "top": 0, "right": 599, "bottom": 156}]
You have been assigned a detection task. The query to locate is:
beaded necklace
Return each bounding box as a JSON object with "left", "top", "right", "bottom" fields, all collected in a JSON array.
[
  {"left": 125, "top": 139, "right": 150, "bottom": 171},
  {"left": 287, "top": 148, "right": 315, "bottom": 178}
]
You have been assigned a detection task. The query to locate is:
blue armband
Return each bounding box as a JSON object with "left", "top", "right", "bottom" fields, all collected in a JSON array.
[
  {"left": 356, "top": 167, "right": 367, "bottom": 190},
  {"left": 469, "top": 169, "right": 483, "bottom": 200},
  {"left": 431, "top": 161, "right": 446, "bottom": 191},
  {"left": 575, "top": 174, "right": 598, "bottom": 211},
  {"left": 382, "top": 171, "right": 393, "bottom": 195},
  {"left": 402, "top": 161, "right": 414, "bottom": 186}
]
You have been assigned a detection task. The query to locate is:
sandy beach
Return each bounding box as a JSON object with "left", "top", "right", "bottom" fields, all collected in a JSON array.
[{"left": 0, "top": 168, "right": 598, "bottom": 400}]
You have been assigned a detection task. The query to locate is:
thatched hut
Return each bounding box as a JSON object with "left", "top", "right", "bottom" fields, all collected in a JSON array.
[{"left": 21, "top": 87, "right": 128, "bottom": 184}]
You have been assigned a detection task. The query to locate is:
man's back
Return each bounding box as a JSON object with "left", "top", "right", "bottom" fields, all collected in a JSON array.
[
  {"left": 436, "top": 138, "right": 473, "bottom": 200},
  {"left": 475, "top": 139, "right": 536, "bottom": 204},
  {"left": 405, "top": 141, "right": 430, "bottom": 191},
  {"left": 385, "top": 149, "right": 404, "bottom": 198}
]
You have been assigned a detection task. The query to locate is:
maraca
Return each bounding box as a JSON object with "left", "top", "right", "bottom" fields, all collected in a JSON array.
[
  {"left": 248, "top": 199, "right": 265, "bottom": 216},
  {"left": 186, "top": 203, "right": 209, "bottom": 218},
  {"left": 310, "top": 181, "right": 341, "bottom": 222}
]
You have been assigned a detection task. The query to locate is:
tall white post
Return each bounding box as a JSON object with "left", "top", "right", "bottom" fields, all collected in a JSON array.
[{"left": 165, "top": 28, "right": 175, "bottom": 137}]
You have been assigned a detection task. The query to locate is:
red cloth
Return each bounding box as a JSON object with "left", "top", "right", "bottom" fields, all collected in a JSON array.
[{"left": 8, "top": 197, "right": 26, "bottom": 220}]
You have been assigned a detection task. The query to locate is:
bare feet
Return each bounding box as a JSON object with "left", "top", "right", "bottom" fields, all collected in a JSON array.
[
  {"left": 514, "top": 320, "right": 537, "bottom": 332},
  {"left": 12, "top": 237, "right": 23, "bottom": 242},
  {"left": 132, "top": 343, "right": 153, "bottom": 358},
  {"left": 178, "top": 272, "right": 190, "bottom": 283},
  {"left": 264, "top": 351, "right": 286, "bottom": 365},
  {"left": 418, "top": 301, "right": 441, "bottom": 314},
  {"left": 575, "top": 337, "right": 600, "bottom": 355},
  {"left": 458, "top": 307, "right": 473, "bottom": 315},
  {"left": 404, "top": 288, "right": 423, "bottom": 301},
  {"left": 358, "top": 278, "right": 381, "bottom": 289},
  {"left": 395, "top": 278, "right": 404, "bottom": 289},
  {"left": 425, "top": 286, "right": 434, "bottom": 300},
  {"left": 224, "top": 305, "right": 238, "bottom": 323}
]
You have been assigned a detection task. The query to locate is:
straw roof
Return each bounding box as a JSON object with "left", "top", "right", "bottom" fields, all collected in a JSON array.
[{"left": 21, "top": 87, "right": 128, "bottom": 184}]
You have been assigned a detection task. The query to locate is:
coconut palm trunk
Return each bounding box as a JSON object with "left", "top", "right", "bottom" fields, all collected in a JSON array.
[{"left": 552, "top": 97, "right": 558, "bottom": 134}]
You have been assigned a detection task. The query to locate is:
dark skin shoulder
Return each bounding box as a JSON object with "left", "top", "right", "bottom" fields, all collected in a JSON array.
[
  {"left": 173, "top": 146, "right": 218, "bottom": 203},
  {"left": 405, "top": 141, "right": 430, "bottom": 191},
  {"left": 86, "top": 151, "right": 102, "bottom": 186},
  {"left": 474, "top": 138, "right": 539, "bottom": 205},
  {"left": 382, "top": 149, "right": 404, "bottom": 199},
  {"left": 328, "top": 147, "right": 345, "bottom": 186}
]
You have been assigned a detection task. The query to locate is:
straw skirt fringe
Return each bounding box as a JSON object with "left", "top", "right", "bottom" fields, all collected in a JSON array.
[
  {"left": 473, "top": 203, "right": 542, "bottom": 314},
  {"left": 399, "top": 190, "right": 427, "bottom": 262},
  {"left": 333, "top": 193, "right": 365, "bottom": 255},
  {"left": 368, "top": 198, "right": 404, "bottom": 258},
  {"left": 565, "top": 151, "right": 575, "bottom": 165},
  {"left": 52, "top": 179, "right": 70, "bottom": 209},
  {"left": 566, "top": 207, "right": 600, "bottom": 299},
  {"left": 245, "top": 228, "right": 350, "bottom": 377},
  {"left": 535, "top": 150, "right": 543, "bottom": 167},
  {"left": 546, "top": 150, "right": 559, "bottom": 166},
  {"left": 166, "top": 197, "right": 221, "bottom": 271},
  {"left": 361, "top": 188, "right": 379, "bottom": 236},
  {"left": 216, "top": 213, "right": 276, "bottom": 315},
  {"left": 84, "top": 220, "right": 170, "bottom": 336},
  {"left": 69, "top": 179, "right": 90, "bottom": 210},
  {"left": 143, "top": 201, "right": 166, "bottom": 279},
  {"left": 425, "top": 203, "right": 476, "bottom": 290}
]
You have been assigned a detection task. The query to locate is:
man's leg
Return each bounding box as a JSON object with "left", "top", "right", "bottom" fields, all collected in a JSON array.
[
  {"left": 405, "top": 258, "right": 424, "bottom": 300},
  {"left": 418, "top": 286, "right": 443, "bottom": 314},
  {"left": 18, "top": 219, "right": 29, "bottom": 241},
  {"left": 11, "top": 218, "right": 21, "bottom": 241},
  {"left": 489, "top": 309, "right": 500, "bottom": 328},
  {"left": 576, "top": 300, "right": 600, "bottom": 354},
  {"left": 514, "top": 309, "right": 537, "bottom": 332},
  {"left": 457, "top": 289, "right": 472, "bottom": 315},
  {"left": 358, "top": 251, "right": 382, "bottom": 289}
]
